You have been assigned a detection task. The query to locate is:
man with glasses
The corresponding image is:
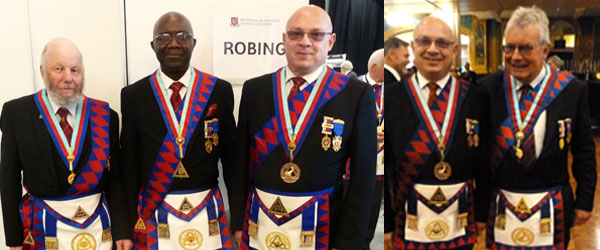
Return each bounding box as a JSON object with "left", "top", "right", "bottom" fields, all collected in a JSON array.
[
  {"left": 120, "top": 11, "right": 236, "bottom": 249},
  {"left": 480, "top": 6, "right": 595, "bottom": 249},
  {"left": 385, "top": 16, "right": 489, "bottom": 250},
  {"left": 230, "top": 5, "right": 376, "bottom": 250}
]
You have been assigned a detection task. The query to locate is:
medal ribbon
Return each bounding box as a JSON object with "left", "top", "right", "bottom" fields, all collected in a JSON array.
[
  {"left": 278, "top": 65, "right": 329, "bottom": 158},
  {"left": 376, "top": 82, "right": 383, "bottom": 124},
  {"left": 408, "top": 75, "right": 458, "bottom": 148},
  {"left": 153, "top": 67, "right": 198, "bottom": 158},
  {"left": 35, "top": 89, "right": 88, "bottom": 172},
  {"left": 508, "top": 64, "right": 552, "bottom": 137}
]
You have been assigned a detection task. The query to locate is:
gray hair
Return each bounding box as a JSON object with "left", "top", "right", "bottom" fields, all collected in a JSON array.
[
  {"left": 341, "top": 60, "right": 353, "bottom": 70},
  {"left": 547, "top": 55, "right": 564, "bottom": 67},
  {"left": 384, "top": 37, "right": 408, "bottom": 57},
  {"left": 505, "top": 5, "right": 550, "bottom": 45},
  {"left": 367, "top": 48, "right": 384, "bottom": 70}
]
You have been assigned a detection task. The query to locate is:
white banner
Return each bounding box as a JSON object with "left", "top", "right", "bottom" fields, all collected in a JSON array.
[{"left": 212, "top": 14, "right": 289, "bottom": 80}]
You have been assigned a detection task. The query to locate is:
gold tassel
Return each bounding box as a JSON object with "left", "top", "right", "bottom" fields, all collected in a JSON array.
[
  {"left": 406, "top": 214, "right": 418, "bottom": 230},
  {"left": 300, "top": 231, "right": 315, "bottom": 247},
  {"left": 249, "top": 221, "right": 258, "bottom": 240},
  {"left": 457, "top": 213, "right": 468, "bottom": 229},
  {"left": 45, "top": 237, "right": 58, "bottom": 250},
  {"left": 209, "top": 219, "right": 220, "bottom": 236},
  {"left": 540, "top": 218, "right": 552, "bottom": 235},
  {"left": 158, "top": 223, "right": 170, "bottom": 239},
  {"left": 102, "top": 228, "right": 112, "bottom": 241},
  {"left": 495, "top": 214, "right": 506, "bottom": 230}
]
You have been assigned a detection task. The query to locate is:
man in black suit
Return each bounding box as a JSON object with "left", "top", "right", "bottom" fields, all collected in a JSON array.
[
  {"left": 120, "top": 12, "right": 236, "bottom": 249},
  {"left": 230, "top": 5, "right": 377, "bottom": 250},
  {"left": 480, "top": 6, "right": 595, "bottom": 249},
  {"left": 384, "top": 37, "right": 410, "bottom": 84},
  {"left": 385, "top": 16, "right": 489, "bottom": 250},
  {"left": 1, "top": 38, "right": 130, "bottom": 249}
]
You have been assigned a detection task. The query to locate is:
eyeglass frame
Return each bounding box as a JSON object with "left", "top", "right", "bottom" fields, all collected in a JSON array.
[
  {"left": 153, "top": 31, "right": 194, "bottom": 45},
  {"left": 286, "top": 30, "right": 333, "bottom": 42},
  {"left": 502, "top": 43, "right": 543, "bottom": 56},
  {"left": 413, "top": 37, "right": 456, "bottom": 49}
]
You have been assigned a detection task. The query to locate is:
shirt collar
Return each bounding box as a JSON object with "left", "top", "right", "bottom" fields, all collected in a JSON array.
[
  {"left": 47, "top": 92, "right": 78, "bottom": 116},
  {"left": 416, "top": 71, "right": 451, "bottom": 91},
  {"left": 514, "top": 64, "right": 547, "bottom": 89},
  {"left": 285, "top": 65, "right": 323, "bottom": 85},
  {"left": 365, "top": 73, "right": 380, "bottom": 87},
  {"left": 384, "top": 64, "right": 400, "bottom": 82},
  {"left": 159, "top": 67, "right": 191, "bottom": 88}
]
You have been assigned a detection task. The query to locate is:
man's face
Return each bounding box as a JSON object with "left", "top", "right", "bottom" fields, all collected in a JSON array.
[
  {"left": 283, "top": 9, "right": 335, "bottom": 76},
  {"left": 412, "top": 18, "right": 458, "bottom": 81},
  {"left": 151, "top": 16, "right": 196, "bottom": 74},
  {"left": 41, "top": 45, "right": 84, "bottom": 102},
  {"left": 547, "top": 59, "right": 559, "bottom": 71},
  {"left": 396, "top": 46, "right": 410, "bottom": 73},
  {"left": 504, "top": 24, "right": 550, "bottom": 84}
]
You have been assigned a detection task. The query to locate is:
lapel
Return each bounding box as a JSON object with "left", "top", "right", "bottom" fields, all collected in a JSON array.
[
  {"left": 539, "top": 104, "right": 557, "bottom": 160},
  {"left": 143, "top": 76, "right": 168, "bottom": 137},
  {"left": 31, "top": 100, "right": 59, "bottom": 181}
]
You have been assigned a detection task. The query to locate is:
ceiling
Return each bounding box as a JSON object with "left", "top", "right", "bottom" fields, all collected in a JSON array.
[{"left": 385, "top": 0, "right": 600, "bottom": 20}]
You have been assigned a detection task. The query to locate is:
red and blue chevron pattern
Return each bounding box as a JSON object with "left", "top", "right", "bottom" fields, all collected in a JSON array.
[
  {"left": 67, "top": 98, "right": 110, "bottom": 196},
  {"left": 486, "top": 189, "right": 565, "bottom": 250},
  {"left": 138, "top": 69, "right": 215, "bottom": 219},
  {"left": 413, "top": 181, "right": 469, "bottom": 213},
  {"left": 248, "top": 68, "right": 348, "bottom": 176},
  {"left": 389, "top": 78, "right": 469, "bottom": 213},
  {"left": 39, "top": 195, "right": 106, "bottom": 229},
  {"left": 160, "top": 188, "right": 215, "bottom": 222},
  {"left": 491, "top": 71, "right": 573, "bottom": 168},
  {"left": 240, "top": 190, "right": 330, "bottom": 250},
  {"left": 395, "top": 181, "right": 476, "bottom": 249},
  {"left": 499, "top": 190, "right": 552, "bottom": 221}
]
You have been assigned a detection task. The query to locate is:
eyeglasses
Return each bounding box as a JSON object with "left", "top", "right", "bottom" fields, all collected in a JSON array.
[
  {"left": 503, "top": 44, "right": 535, "bottom": 56},
  {"left": 414, "top": 37, "right": 455, "bottom": 49},
  {"left": 286, "top": 31, "right": 333, "bottom": 42},
  {"left": 153, "top": 32, "right": 194, "bottom": 45}
]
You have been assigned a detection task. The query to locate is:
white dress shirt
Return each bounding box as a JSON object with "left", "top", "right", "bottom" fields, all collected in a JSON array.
[
  {"left": 284, "top": 65, "right": 323, "bottom": 97},
  {"left": 48, "top": 94, "right": 78, "bottom": 128},
  {"left": 160, "top": 67, "right": 191, "bottom": 100},
  {"left": 384, "top": 64, "right": 401, "bottom": 82}
]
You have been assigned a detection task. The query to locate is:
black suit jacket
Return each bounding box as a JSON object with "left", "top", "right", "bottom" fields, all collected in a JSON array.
[
  {"left": 230, "top": 71, "right": 377, "bottom": 250},
  {"left": 120, "top": 73, "right": 236, "bottom": 238},
  {"left": 384, "top": 68, "right": 400, "bottom": 84},
  {"left": 0, "top": 94, "right": 126, "bottom": 246},
  {"left": 479, "top": 71, "right": 596, "bottom": 213},
  {"left": 384, "top": 77, "right": 491, "bottom": 233}
]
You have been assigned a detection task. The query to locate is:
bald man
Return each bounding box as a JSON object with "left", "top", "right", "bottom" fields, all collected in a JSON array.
[
  {"left": 0, "top": 38, "right": 130, "bottom": 249},
  {"left": 385, "top": 16, "right": 489, "bottom": 250},
  {"left": 230, "top": 5, "right": 377, "bottom": 250},
  {"left": 120, "top": 12, "right": 236, "bottom": 249}
]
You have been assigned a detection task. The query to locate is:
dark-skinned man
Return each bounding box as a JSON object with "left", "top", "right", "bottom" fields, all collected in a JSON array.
[{"left": 120, "top": 12, "right": 236, "bottom": 250}]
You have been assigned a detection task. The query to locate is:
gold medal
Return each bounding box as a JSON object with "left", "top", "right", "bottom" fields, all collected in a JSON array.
[
  {"left": 515, "top": 147, "right": 523, "bottom": 159},
  {"left": 433, "top": 161, "right": 451, "bottom": 181},
  {"left": 71, "top": 232, "right": 96, "bottom": 250},
  {"left": 280, "top": 162, "right": 301, "bottom": 183},
  {"left": 212, "top": 133, "right": 219, "bottom": 146},
  {"left": 72, "top": 206, "right": 89, "bottom": 220},
  {"left": 265, "top": 231, "right": 291, "bottom": 250},
  {"left": 473, "top": 133, "right": 479, "bottom": 147},
  {"left": 425, "top": 219, "right": 449, "bottom": 240},
  {"left": 511, "top": 227, "right": 534, "bottom": 246},
  {"left": 559, "top": 138, "right": 565, "bottom": 150},
  {"left": 467, "top": 134, "right": 474, "bottom": 147},
  {"left": 205, "top": 139, "right": 213, "bottom": 153},
  {"left": 321, "top": 135, "right": 331, "bottom": 151},
  {"left": 516, "top": 131, "right": 524, "bottom": 140},
  {"left": 173, "top": 162, "right": 190, "bottom": 178},
  {"left": 68, "top": 172, "right": 76, "bottom": 185},
  {"left": 332, "top": 135, "right": 342, "bottom": 152},
  {"left": 179, "top": 229, "right": 203, "bottom": 250}
]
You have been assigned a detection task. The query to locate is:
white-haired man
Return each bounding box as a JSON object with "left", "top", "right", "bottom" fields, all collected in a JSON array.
[
  {"left": 341, "top": 60, "right": 358, "bottom": 79},
  {"left": 480, "top": 5, "right": 595, "bottom": 249},
  {"left": 0, "top": 38, "right": 131, "bottom": 249}
]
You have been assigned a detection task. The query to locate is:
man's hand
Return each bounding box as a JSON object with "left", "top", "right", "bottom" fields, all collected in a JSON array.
[
  {"left": 235, "top": 231, "right": 242, "bottom": 247},
  {"left": 574, "top": 209, "right": 592, "bottom": 226},
  {"left": 116, "top": 239, "right": 133, "bottom": 250},
  {"left": 9, "top": 247, "right": 22, "bottom": 250},
  {"left": 384, "top": 232, "right": 393, "bottom": 250}
]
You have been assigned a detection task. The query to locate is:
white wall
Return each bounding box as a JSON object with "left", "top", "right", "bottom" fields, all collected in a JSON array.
[{"left": 0, "top": 0, "right": 307, "bottom": 248}]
